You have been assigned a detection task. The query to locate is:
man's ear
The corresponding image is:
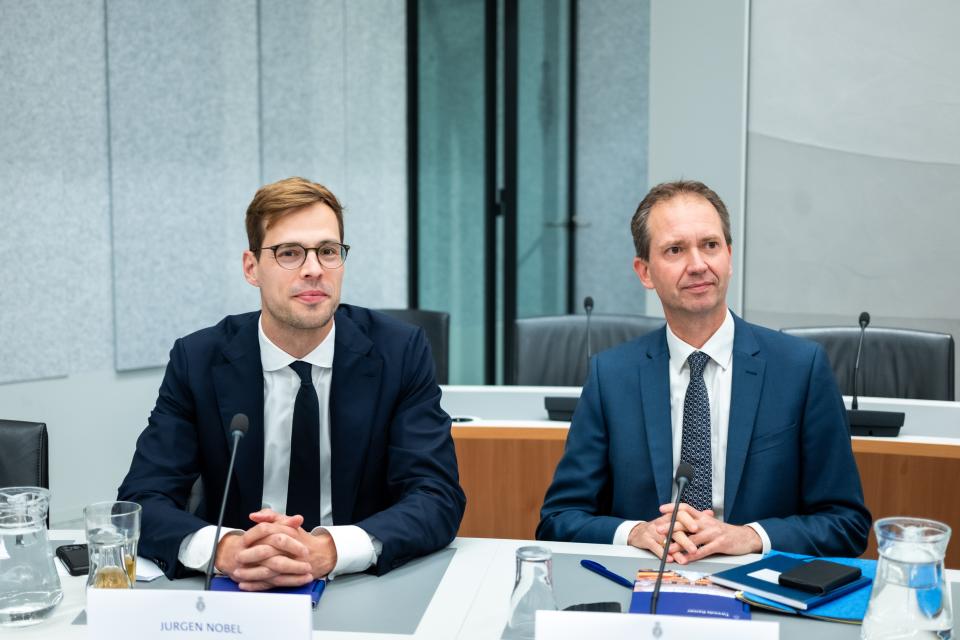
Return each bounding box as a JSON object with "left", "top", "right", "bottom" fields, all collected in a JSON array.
[
  {"left": 242, "top": 250, "right": 260, "bottom": 287},
  {"left": 633, "top": 256, "right": 655, "bottom": 290}
]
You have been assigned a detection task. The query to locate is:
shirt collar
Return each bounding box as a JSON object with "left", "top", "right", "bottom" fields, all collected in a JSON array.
[
  {"left": 258, "top": 315, "right": 336, "bottom": 372},
  {"left": 666, "top": 308, "right": 734, "bottom": 374}
]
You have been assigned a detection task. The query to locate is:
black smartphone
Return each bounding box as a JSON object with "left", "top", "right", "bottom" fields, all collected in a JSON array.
[{"left": 56, "top": 544, "right": 89, "bottom": 576}]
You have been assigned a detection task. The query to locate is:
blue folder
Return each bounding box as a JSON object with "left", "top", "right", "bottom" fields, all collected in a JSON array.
[
  {"left": 716, "top": 551, "right": 875, "bottom": 623},
  {"left": 210, "top": 576, "right": 325, "bottom": 609}
]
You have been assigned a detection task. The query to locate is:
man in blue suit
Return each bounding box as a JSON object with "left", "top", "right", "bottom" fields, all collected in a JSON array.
[
  {"left": 119, "top": 177, "right": 465, "bottom": 588},
  {"left": 537, "top": 180, "right": 869, "bottom": 562}
]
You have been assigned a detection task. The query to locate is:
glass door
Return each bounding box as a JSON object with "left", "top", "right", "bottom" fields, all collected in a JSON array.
[{"left": 412, "top": 0, "right": 576, "bottom": 384}]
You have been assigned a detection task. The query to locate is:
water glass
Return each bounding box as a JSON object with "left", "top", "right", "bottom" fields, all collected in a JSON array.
[
  {"left": 861, "top": 517, "right": 952, "bottom": 639},
  {"left": 0, "top": 487, "right": 63, "bottom": 626},
  {"left": 84, "top": 501, "right": 141, "bottom": 590},
  {"left": 504, "top": 545, "right": 559, "bottom": 639}
]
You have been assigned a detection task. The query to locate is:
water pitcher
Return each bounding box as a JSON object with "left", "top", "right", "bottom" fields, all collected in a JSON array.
[
  {"left": 862, "top": 517, "right": 952, "bottom": 639},
  {"left": 0, "top": 487, "right": 63, "bottom": 626}
]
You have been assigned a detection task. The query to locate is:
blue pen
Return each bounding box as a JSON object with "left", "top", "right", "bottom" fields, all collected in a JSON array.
[{"left": 580, "top": 559, "right": 634, "bottom": 589}]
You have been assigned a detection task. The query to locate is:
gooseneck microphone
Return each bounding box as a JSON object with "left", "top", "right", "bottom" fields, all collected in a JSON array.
[
  {"left": 205, "top": 413, "right": 249, "bottom": 591},
  {"left": 583, "top": 296, "right": 595, "bottom": 363},
  {"left": 852, "top": 312, "right": 870, "bottom": 410},
  {"left": 650, "top": 461, "right": 695, "bottom": 614},
  {"left": 845, "top": 312, "right": 904, "bottom": 436}
]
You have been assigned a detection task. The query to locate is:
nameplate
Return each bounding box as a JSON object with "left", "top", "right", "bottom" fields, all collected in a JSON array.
[
  {"left": 87, "top": 588, "right": 312, "bottom": 639},
  {"left": 536, "top": 610, "right": 778, "bottom": 639}
]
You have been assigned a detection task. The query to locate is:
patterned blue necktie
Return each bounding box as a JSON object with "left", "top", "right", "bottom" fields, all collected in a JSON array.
[{"left": 680, "top": 351, "right": 712, "bottom": 511}]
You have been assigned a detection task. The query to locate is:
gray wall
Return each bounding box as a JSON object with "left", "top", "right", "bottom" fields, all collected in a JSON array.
[
  {"left": 0, "top": 0, "right": 406, "bottom": 523},
  {"left": 647, "top": 0, "right": 750, "bottom": 317},
  {"left": 744, "top": 0, "right": 960, "bottom": 396}
]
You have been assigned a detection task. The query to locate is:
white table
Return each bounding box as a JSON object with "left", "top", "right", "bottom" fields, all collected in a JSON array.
[{"left": 14, "top": 533, "right": 960, "bottom": 638}]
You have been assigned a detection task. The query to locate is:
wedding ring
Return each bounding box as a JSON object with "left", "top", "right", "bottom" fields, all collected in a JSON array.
[{"left": 661, "top": 538, "right": 668, "bottom": 547}]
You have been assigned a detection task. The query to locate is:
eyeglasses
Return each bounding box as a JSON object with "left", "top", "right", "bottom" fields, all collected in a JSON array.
[{"left": 257, "top": 242, "right": 350, "bottom": 270}]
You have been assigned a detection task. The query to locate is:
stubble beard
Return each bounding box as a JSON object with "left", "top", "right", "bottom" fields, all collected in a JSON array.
[{"left": 267, "top": 297, "right": 337, "bottom": 333}]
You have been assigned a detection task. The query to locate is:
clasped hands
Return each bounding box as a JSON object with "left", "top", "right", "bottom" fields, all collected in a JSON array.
[
  {"left": 627, "top": 503, "right": 761, "bottom": 564},
  {"left": 214, "top": 509, "right": 337, "bottom": 591}
]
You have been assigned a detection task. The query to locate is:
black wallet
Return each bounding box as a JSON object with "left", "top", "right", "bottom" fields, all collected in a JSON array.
[{"left": 778, "top": 559, "right": 862, "bottom": 594}]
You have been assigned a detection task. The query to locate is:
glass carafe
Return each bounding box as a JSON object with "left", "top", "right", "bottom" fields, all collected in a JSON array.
[
  {"left": 861, "top": 517, "right": 952, "bottom": 639},
  {"left": 504, "top": 545, "right": 559, "bottom": 639},
  {"left": 0, "top": 487, "right": 63, "bottom": 626}
]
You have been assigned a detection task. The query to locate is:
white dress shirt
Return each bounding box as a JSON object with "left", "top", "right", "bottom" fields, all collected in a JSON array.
[
  {"left": 613, "top": 310, "right": 771, "bottom": 553},
  {"left": 178, "top": 317, "right": 380, "bottom": 578}
]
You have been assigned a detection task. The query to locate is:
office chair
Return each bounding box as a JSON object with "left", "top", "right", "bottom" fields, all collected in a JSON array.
[
  {"left": 781, "top": 326, "right": 955, "bottom": 401},
  {"left": 0, "top": 419, "right": 49, "bottom": 488},
  {"left": 376, "top": 308, "right": 451, "bottom": 385},
  {"left": 513, "top": 313, "right": 665, "bottom": 386}
]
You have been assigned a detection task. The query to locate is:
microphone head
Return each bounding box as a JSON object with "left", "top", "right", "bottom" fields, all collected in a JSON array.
[
  {"left": 675, "top": 461, "right": 695, "bottom": 484},
  {"left": 229, "top": 413, "right": 249, "bottom": 438},
  {"left": 858, "top": 311, "right": 870, "bottom": 329},
  {"left": 583, "top": 296, "right": 594, "bottom": 312}
]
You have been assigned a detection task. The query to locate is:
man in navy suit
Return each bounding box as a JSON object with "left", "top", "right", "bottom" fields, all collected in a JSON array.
[
  {"left": 119, "top": 177, "right": 465, "bottom": 588},
  {"left": 537, "top": 180, "right": 869, "bottom": 562}
]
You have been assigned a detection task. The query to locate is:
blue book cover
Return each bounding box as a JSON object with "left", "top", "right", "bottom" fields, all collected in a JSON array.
[
  {"left": 711, "top": 552, "right": 873, "bottom": 614},
  {"left": 628, "top": 568, "right": 751, "bottom": 620},
  {"left": 210, "top": 576, "right": 325, "bottom": 609}
]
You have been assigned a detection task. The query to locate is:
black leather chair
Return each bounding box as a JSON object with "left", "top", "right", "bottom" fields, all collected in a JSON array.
[
  {"left": 513, "top": 313, "right": 665, "bottom": 386},
  {"left": 0, "top": 419, "right": 49, "bottom": 488},
  {"left": 376, "top": 309, "right": 451, "bottom": 385},
  {"left": 781, "top": 326, "right": 955, "bottom": 401}
]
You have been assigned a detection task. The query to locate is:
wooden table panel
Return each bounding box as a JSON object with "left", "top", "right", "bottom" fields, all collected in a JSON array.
[
  {"left": 454, "top": 427, "right": 960, "bottom": 568},
  {"left": 854, "top": 450, "right": 960, "bottom": 567},
  {"left": 453, "top": 427, "right": 566, "bottom": 539}
]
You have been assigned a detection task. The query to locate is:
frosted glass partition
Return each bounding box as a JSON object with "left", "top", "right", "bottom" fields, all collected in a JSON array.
[
  {"left": 417, "top": 0, "right": 488, "bottom": 385},
  {"left": 574, "top": 0, "right": 650, "bottom": 316}
]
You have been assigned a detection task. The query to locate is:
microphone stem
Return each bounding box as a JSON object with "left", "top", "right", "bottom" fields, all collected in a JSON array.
[
  {"left": 585, "top": 311, "right": 592, "bottom": 361},
  {"left": 205, "top": 431, "right": 242, "bottom": 590},
  {"left": 650, "top": 480, "right": 687, "bottom": 614},
  {"left": 853, "top": 325, "right": 866, "bottom": 411}
]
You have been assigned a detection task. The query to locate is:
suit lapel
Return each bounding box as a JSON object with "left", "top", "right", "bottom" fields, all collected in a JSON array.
[
  {"left": 640, "top": 329, "right": 674, "bottom": 505},
  {"left": 212, "top": 315, "right": 265, "bottom": 518},
  {"left": 329, "top": 311, "right": 383, "bottom": 524},
  {"left": 724, "top": 316, "right": 764, "bottom": 519}
]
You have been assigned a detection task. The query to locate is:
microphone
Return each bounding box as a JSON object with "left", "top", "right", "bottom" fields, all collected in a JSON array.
[
  {"left": 583, "top": 296, "right": 595, "bottom": 363},
  {"left": 204, "top": 413, "right": 249, "bottom": 590},
  {"left": 852, "top": 312, "right": 870, "bottom": 410},
  {"left": 650, "top": 461, "right": 695, "bottom": 614},
  {"left": 845, "top": 312, "right": 904, "bottom": 437}
]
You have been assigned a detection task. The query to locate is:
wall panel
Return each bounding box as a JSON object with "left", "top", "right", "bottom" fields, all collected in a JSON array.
[
  {"left": 108, "top": 0, "right": 261, "bottom": 370},
  {"left": 0, "top": 0, "right": 112, "bottom": 383}
]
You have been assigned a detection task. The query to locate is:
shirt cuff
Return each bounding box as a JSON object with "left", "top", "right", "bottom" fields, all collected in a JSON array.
[
  {"left": 745, "top": 522, "right": 772, "bottom": 555},
  {"left": 315, "top": 525, "right": 380, "bottom": 579},
  {"left": 178, "top": 525, "right": 243, "bottom": 571},
  {"left": 613, "top": 520, "right": 643, "bottom": 546}
]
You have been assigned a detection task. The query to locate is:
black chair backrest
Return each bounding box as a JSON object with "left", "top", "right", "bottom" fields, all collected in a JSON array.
[
  {"left": 0, "top": 419, "right": 49, "bottom": 488},
  {"left": 376, "top": 309, "right": 451, "bottom": 385},
  {"left": 781, "top": 326, "right": 955, "bottom": 401},
  {"left": 514, "top": 313, "right": 665, "bottom": 386}
]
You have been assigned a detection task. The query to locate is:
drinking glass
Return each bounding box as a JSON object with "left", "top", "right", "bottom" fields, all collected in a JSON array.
[
  {"left": 504, "top": 546, "right": 558, "bottom": 639},
  {"left": 0, "top": 487, "right": 63, "bottom": 626},
  {"left": 84, "top": 501, "right": 141, "bottom": 590},
  {"left": 861, "top": 517, "right": 952, "bottom": 639}
]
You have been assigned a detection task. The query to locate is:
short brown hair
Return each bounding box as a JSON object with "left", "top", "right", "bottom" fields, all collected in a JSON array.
[
  {"left": 245, "top": 177, "right": 344, "bottom": 251},
  {"left": 630, "top": 180, "right": 732, "bottom": 260}
]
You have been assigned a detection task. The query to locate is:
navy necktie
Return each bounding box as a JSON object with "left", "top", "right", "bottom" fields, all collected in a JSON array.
[
  {"left": 680, "top": 351, "right": 712, "bottom": 511},
  {"left": 286, "top": 360, "right": 322, "bottom": 529}
]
